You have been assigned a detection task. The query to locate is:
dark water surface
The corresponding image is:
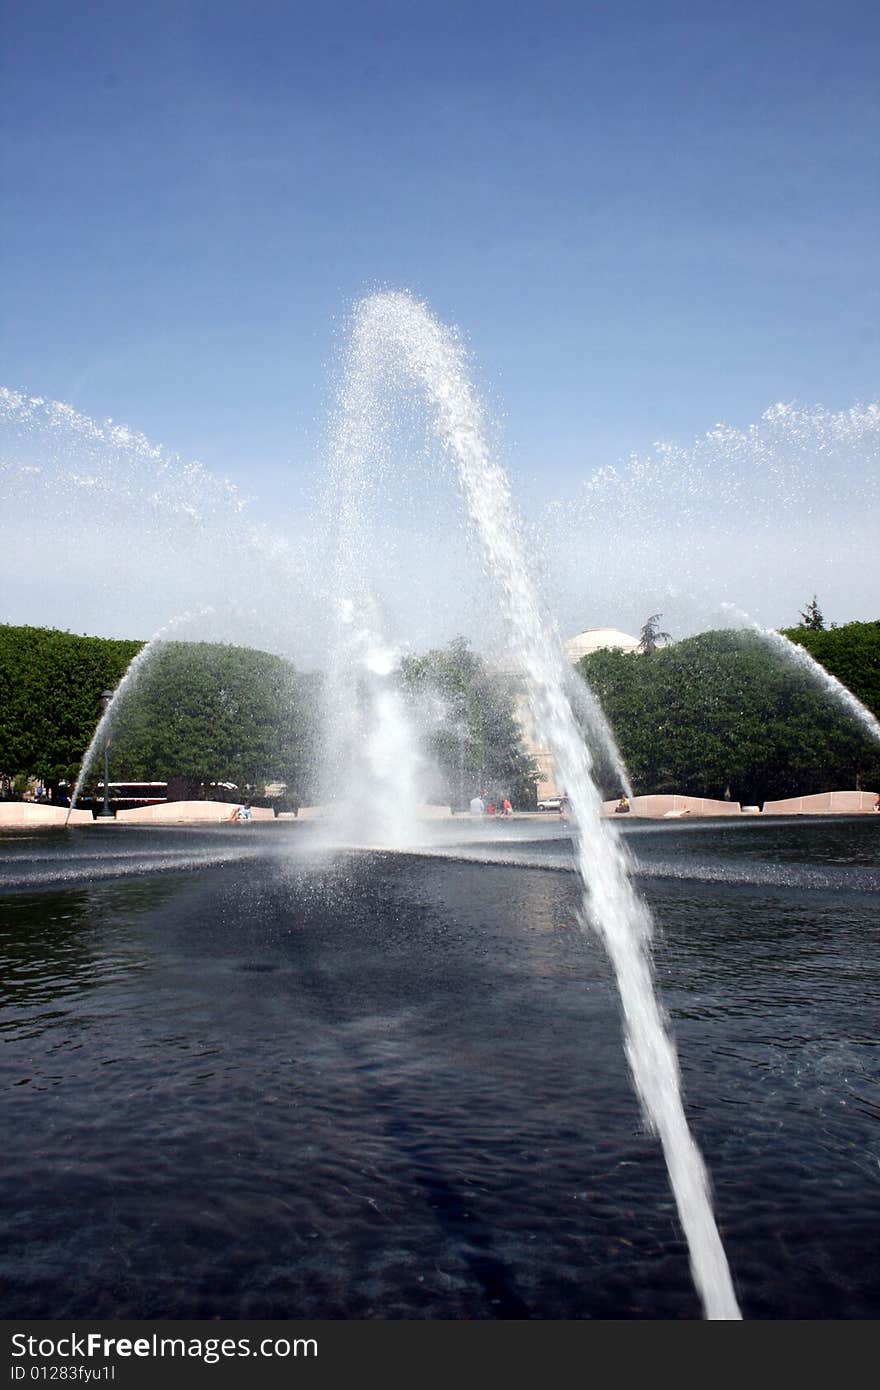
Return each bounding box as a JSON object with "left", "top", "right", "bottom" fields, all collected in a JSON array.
[{"left": 1, "top": 817, "right": 878, "bottom": 1319}]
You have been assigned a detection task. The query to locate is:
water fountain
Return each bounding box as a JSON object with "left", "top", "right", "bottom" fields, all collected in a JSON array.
[
  {"left": 2, "top": 295, "right": 879, "bottom": 1321},
  {"left": 320, "top": 292, "right": 738, "bottom": 1317}
]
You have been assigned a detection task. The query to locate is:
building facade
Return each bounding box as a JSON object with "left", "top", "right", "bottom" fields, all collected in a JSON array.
[{"left": 519, "top": 627, "right": 641, "bottom": 801}]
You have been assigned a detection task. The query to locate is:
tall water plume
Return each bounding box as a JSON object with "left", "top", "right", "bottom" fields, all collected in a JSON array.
[
  {"left": 327, "top": 291, "right": 740, "bottom": 1318},
  {"left": 320, "top": 318, "right": 425, "bottom": 843}
]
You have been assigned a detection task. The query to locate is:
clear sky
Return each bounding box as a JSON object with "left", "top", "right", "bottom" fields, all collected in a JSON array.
[{"left": 1, "top": 0, "right": 878, "bottom": 645}]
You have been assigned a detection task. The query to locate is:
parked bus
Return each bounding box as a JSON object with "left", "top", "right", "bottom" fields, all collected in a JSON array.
[{"left": 90, "top": 782, "right": 169, "bottom": 813}]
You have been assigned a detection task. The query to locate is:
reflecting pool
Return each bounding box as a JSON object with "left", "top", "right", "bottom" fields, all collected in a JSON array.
[{"left": 1, "top": 817, "right": 877, "bottom": 1318}]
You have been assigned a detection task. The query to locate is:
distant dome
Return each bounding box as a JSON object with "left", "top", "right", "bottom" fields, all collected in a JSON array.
[{"left": 565, "top": 627, "right": 641, "bottom": 661}]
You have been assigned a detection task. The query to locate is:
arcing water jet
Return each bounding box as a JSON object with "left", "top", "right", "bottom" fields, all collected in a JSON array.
[
  {"left": 326, "top": 290, "right": 740, "bottom": 1318},
  {"left": 66, "top": 606, "right": 216, "bottom": 821},
  {"left": 722, "top": 602, "right": 880, "bottom": 746}
]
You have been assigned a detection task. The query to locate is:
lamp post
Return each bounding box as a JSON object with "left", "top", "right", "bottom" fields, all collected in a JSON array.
[
  {"left": 96, "top": 689, "right": 115, "bottom": 819},
  {"left": 454, "top": 690, "right": 470, "bottom": 813},
  {"left": 457, "top": 729, "right": 464, "bottom": 813}
]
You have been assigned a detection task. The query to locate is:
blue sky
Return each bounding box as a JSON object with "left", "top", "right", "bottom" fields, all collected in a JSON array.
[{"left": 1, "top": 0, "right": 878, "bottom": 639}]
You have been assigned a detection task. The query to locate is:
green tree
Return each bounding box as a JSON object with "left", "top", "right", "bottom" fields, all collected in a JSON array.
[
  {"left": 798, "top": 596, "right": 825, "bottom": 631},
  {"left": 779, "top": 620, "right": 880, "bottom": 718},
  {"left": 0, "top": 626, "right": 321, "bottom": 805},
  {"left": 400, "top": 637, "right": 538, "bottom": 807},
  {"left": 638, "top": 612, "right": 671, "bottom": 653},
  {"left": 576, "top": 627, "right": 880, "bottom": 804},
  {"left": 105, "top": 641, "right": 321, "bottom": 802},
  {"left": 0, "top": 625, "right": 141, "bottom": 795}
]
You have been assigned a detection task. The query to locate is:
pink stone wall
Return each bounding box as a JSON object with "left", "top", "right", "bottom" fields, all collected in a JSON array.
[
  {"left": 116, "top": 800, "right": 275, "bottom": 824},
  {"left": 761, "top": 790, "right": 878, "bottom": 815},
  {"left": 603, "top": 794, "right": 742, "bottom": 818},
  {"left": 0, "top": 803, "right": 93, "bottom": 827}
]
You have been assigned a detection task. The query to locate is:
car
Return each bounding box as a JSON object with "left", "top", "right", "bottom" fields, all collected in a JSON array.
[{"left": 537, "top": 796, "right": 563, "bottom": 811}]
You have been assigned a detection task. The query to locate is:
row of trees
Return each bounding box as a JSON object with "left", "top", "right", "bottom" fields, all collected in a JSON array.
[
  {"left": 0, "top": 625, "right": 141, "bottom": 798},
  {"left": 577, "top": 622, "right": 880, "bottom": 803},
  {"left": 0, "top": 626, "right": 321, "bottom": 806},
  {"left": 2, "top": 618, "right": 878, "bottom": 810},
  {"left": 0, "top": 626, "right": 531, "bottom": 808}
]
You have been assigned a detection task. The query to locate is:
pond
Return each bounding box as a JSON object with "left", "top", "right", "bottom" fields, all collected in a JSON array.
[{"left": 1, "top": 816, "right": 878, "bottom": 1318}]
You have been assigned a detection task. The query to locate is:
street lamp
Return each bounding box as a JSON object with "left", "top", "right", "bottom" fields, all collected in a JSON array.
[
  {"left": 96, "top": 688, "right": 115, "bottom": 819},
  {"left": 453, "top": 690, "right": 471, "bottom": 813}
]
